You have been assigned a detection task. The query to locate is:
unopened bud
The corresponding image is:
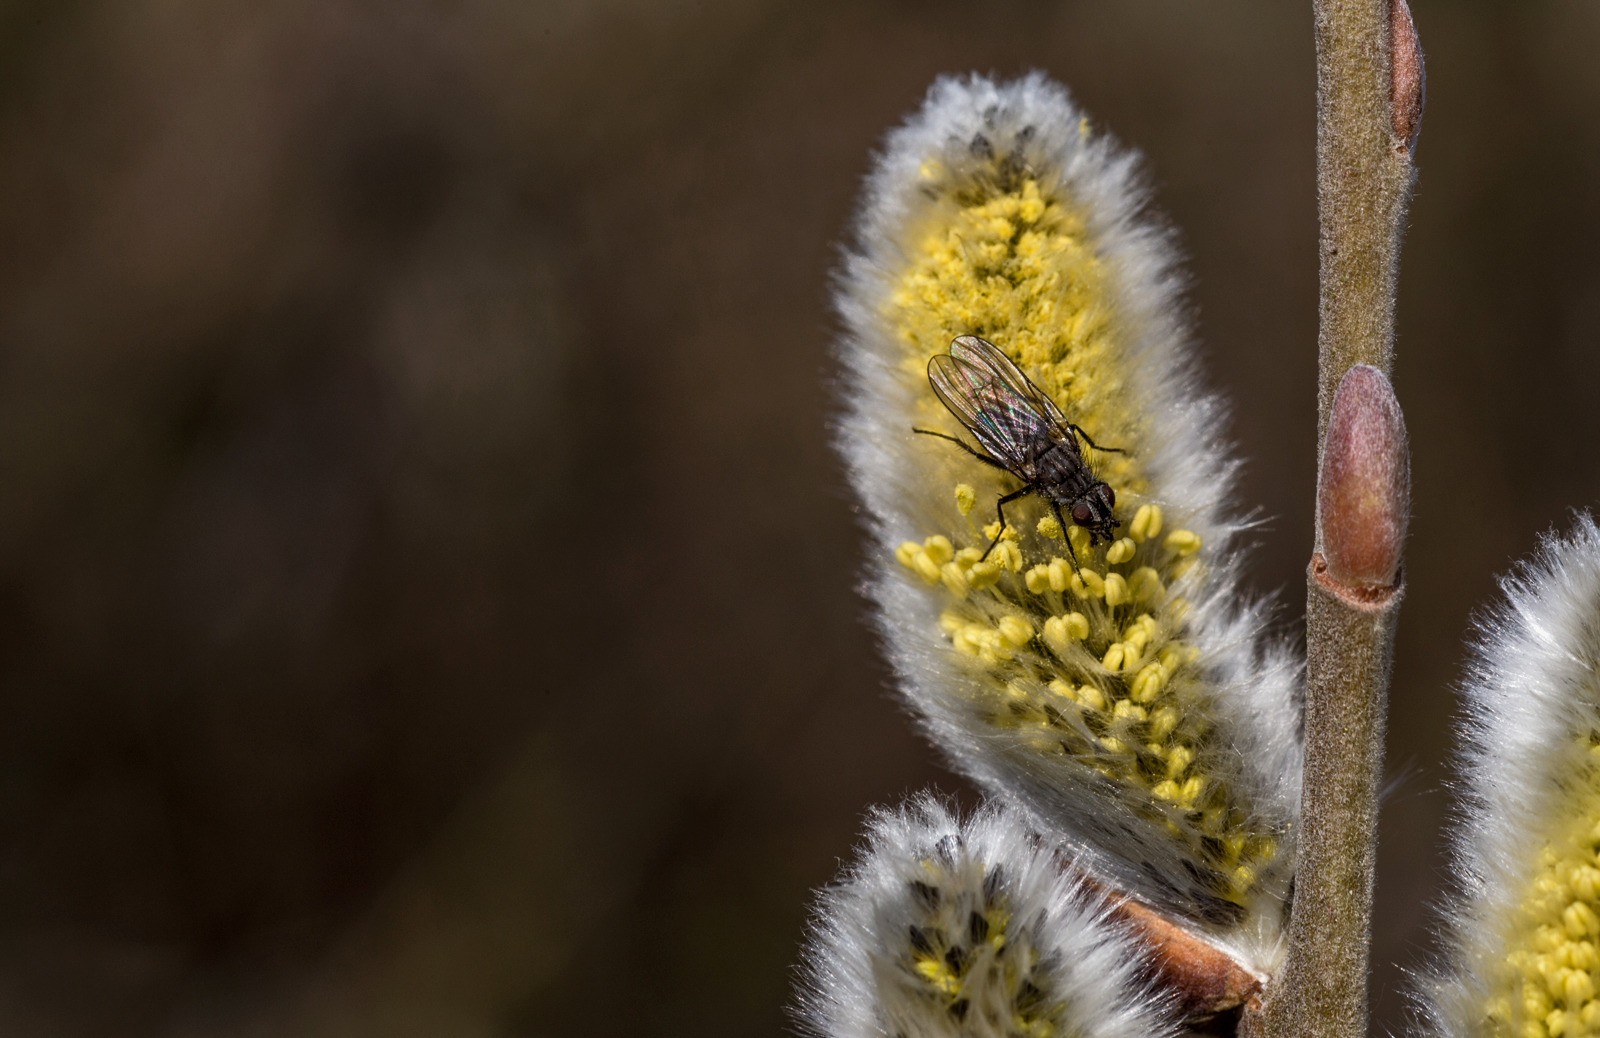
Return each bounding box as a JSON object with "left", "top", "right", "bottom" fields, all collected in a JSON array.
[
  {"left": 1390, "top": 0, "right": 1424, "bottom": 151},
  {"left": 1317, "top": 365, "right": 1409, "bottom": 587}
]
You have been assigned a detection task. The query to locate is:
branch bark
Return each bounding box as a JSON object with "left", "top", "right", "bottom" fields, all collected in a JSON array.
[{"left": 1240, "top": 3, "right": 1420, "bottom": 1037}]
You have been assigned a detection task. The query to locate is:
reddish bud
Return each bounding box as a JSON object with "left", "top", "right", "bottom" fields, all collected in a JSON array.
[
  {"left": 1317, "top": 365, "right": 1409, "bottom": 588},
  {"left": 1390, "top": 0, "right": 1425, "bottom": 151}
]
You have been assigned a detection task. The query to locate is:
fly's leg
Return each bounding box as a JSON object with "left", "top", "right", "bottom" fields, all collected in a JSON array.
[
  {"left": 983, "top": 487, "right": 1035, "bottom": 561},
  {"left": 912, "top": 428, "right": 1009, "bottom": 470},
  {"left": 1068, "top": 425, "right": 1126, "bottom": 455},
  {"left": 1051, "top": 500, "right": 1079, "bottom": 568}
]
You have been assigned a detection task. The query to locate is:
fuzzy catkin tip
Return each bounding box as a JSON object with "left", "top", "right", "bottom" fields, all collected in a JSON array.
[
  {"left": 797, "top": 796, "right": 1181, "bottom": 1038},
  {"left": 1317, "top": 364, "right": 1409, "bottom": 589}
]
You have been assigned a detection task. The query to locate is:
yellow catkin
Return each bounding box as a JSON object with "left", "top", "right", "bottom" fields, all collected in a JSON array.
[
  {"left": 1492, "top": 764, "right": 1600, "bottom": 1038},
  {"left": 886, "top": 170, "right": 1273, "bottom": 908}
]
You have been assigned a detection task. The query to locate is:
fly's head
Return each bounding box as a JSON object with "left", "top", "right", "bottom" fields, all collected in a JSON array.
[{"left": 1070, "top": 482, "right": 1120, "bottom": 545}]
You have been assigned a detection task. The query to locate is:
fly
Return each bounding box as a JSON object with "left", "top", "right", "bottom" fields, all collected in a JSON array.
[{"left": 914, "top": 335, "right": 1124, "bottom": 563}]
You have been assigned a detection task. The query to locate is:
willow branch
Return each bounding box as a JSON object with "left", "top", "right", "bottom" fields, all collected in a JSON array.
[{"left": 1241, "top": 3, "right": 1421, "bottom": 1038}]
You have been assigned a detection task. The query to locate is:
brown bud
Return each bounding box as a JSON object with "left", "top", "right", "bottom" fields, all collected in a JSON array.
[
  {"left": 1109, "top": 896, "right": 1262, "bottom": 1017},
  {"left": 1390, "top": 0, "right": 1425, "bottom": 151},
  {"left": 1317, "top": 365, "right": 1409, "bottom": 588}
]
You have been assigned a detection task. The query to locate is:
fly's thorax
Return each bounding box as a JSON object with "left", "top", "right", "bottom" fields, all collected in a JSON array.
[{"left": 1035, "top": 439, "right": 1094, "bottom": 490}]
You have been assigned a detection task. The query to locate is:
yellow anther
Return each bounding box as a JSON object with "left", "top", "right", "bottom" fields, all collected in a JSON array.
[
  {"left": 1024, "top": 565, "right": 1051, "bottom": 594},
  {"left": 968, "top": 562, "right": 1001, "bottom": 590},
  {"left": 1068, "top": 524, "right": 1090, "bottom": 556},
  {"left": 1077, "top": 568, "right": 1106, "bottom": 598},
  {"left": 1102, "top": 643, "right": 1125, "bottom": 671},
  {"left": 1123, "top": 625, "right": 1149, "bottom": 656},
  {"left": 1130, "top": 663, "right": 1168, "bottom": 703},
  {"left": 1042, "top": 613, "right": 1089, "bottom": 654},
  {"left": 1037, "top": 513, "right": 1063, "bottom": 540},
  {"left": 1167, "top": 597, "right": 1189, "bottom": 623},
  {"left": 997, "top": 615, "right": 1033, "bottom": 648},
  {"left": 1129, "top": 566, "right": 1164, "bottom": 605},
  {"left": 940, "top": 562, "right": 970, "bottom": 597},
  {"left": 1179, "top": 776, "right": 1204, "bottom": 806},
  {"left": 1166, "top": 529, "right": 1203, "bottom": 556},
  {"left": 1577, "top": 867, "right": 1600, "bottom": 902},
  {"left": 1103, "top": 572, "right": 1129, "bottom": 606},
  {"left": 1565, "top": 901, "right": 1600, "bottom": 939},
  {"left": 923, "top": 535, "right": 954, "bottom": 564},
  {"left": 1130, "top": 504, "right": 1164, "bottom": 542},
  {"left": 954, "top": 547, "right": 983, "bottom": 568},
  {"left": 1105, "top": 537, "right": 1136, "bottom": 565},
  {"left": 1150, "top": 707, "right": 1179, "bottom": 739},
  {"left": 1548, "top": 1008, "right": 1570, "bottom": 1036},
  {"left": 1233, "top": 864, "right": 1258, "bottom": 891},
  {"left": 1078, "top": 683, "right": 1107, "bottom": 710},
  {"left": 938, "top": 611, "right": 965, "bottom": 634},
  {"left": 1158, "top": 643, "right": 1186, "bottom": 671},
  {"left": 1098, "top": 736, "right": 1127, "bottom": 754},
  {"left": 895, "top": 541, "right": 921, "bottom": 568},
  {"left": 1166, "top": 744, "right": 1195, "bottom": 778},
  {"left": 1565, "top": 969, "right": 1594, "bottom": 1006},
  {"left": 1112, "top": 699, "right": 1147, "bottom": 722},
  {"left": 1047, "top": 557, "right": 1073, "bottom": 593},
  {"left": 1152, "top": 779, "right": 1180, "bottom": 802},
  {"left": 954, "top": 483, "right": 977, "bottom": 516},
  {"left": 913, "top": 551, "right": 942, "bottom": 584},
  {"left": 984, "top": 520, "right": 1019, "bottom": 542},
  {"left": 995, "top": 540, "right": 1024, "bottom": 573}
]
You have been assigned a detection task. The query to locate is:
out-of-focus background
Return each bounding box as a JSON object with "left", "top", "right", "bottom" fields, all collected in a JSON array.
[{"left": 0, "top": 1, "right": 1590, "bottom": 1034}]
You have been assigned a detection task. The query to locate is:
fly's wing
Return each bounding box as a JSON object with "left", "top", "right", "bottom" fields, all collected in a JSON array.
[
  {"left": 928, "top": 349, "right": 1054, "bottom": 472},
  {"left": 949, "top": 335, "right": 1069, "bottom": 426}
]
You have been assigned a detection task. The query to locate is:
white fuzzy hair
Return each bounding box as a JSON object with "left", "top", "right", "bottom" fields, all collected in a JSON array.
[
  {"left": 797, "top": 794, "right": 1179, "bottom": 1038},
  {"left": 1418, "top": 514, "right": 1600, "bottom": 1036},
  {"left": 833, "top": 72, "right": 1301, "bottom": 961}
]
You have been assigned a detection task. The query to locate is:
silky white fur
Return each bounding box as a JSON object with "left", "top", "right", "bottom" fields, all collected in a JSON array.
[
  {"left": 797, "top": 795, "right": 1179, "bottom": 1038},
  {"left": 1419, "top": 515, "right": 1600, "bottom": 1036},
  {"left": 833, "top": 73, "right": 1301, "bottom": 962}
]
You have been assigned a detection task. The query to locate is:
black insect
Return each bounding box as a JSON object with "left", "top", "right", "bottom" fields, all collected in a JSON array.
[{"left": 915, "top": 335, "right": 1124, "bottom": 563}]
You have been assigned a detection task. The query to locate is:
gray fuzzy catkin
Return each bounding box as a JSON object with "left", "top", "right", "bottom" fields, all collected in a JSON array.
[
  {"left": 797, "top": 795, "right": 1180, "bottom": 1038},
  {"left": 1419, "top": 515, "right": 1600, "bottom": 1038}
]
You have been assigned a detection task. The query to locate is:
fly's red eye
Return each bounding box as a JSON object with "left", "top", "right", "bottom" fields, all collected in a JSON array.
[
  {"left": 1071, "top": 503, "right": 1093, "bottom": 524},
  {"left": 1103, "top": 487, "right": 1115, "bottom": 508}
]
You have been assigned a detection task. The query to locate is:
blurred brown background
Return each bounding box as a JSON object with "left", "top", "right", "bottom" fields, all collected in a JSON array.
[{"left": 0, "top": 0, "right": 1589, "bottom": 1034}]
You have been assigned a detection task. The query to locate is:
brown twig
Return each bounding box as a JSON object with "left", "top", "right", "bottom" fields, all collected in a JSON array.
[{"left": 1241, "top": 2, "right": 1421, "bottom": 1036}]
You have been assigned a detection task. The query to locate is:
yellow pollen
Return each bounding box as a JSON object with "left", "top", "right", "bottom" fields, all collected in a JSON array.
[{"left": 1037, "top": 514, "right": 1064, "bottom": 539}]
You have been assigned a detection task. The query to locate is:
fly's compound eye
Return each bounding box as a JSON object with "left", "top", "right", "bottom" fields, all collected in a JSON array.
[
  {"left": 1104, "top": 486, "right": 1116, "bottom": 508},
  {"left": 1071, "top": 503, "right": 1094, "bottom": 525}
]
